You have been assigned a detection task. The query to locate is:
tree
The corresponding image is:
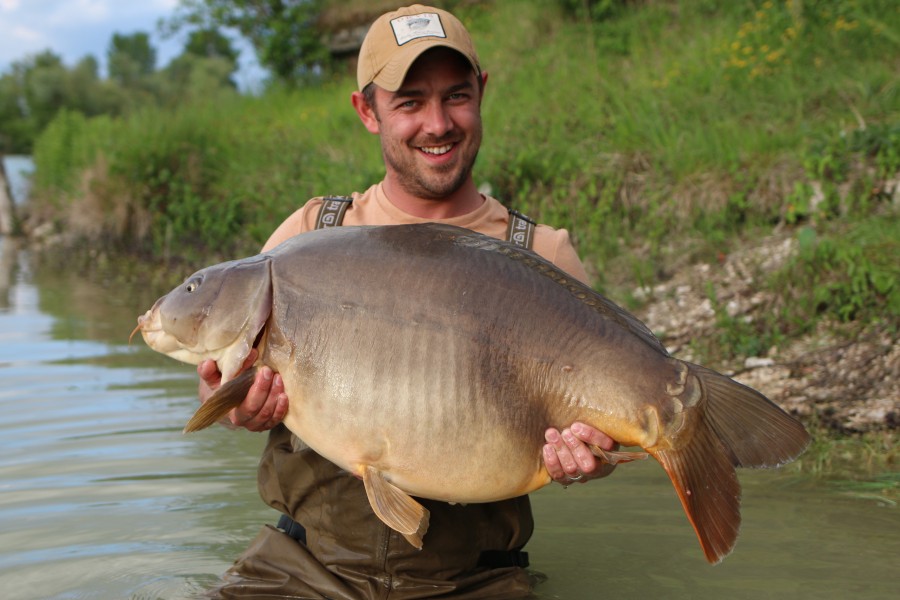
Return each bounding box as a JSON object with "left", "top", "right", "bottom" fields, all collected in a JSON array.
[
  {"left": 67, "top": 56, "right": 121, "bottom": 117},
  {"left": 159, "top": 28, "right": 239, "bottom": 104},
  {"left": 184, "top": 27, "right": 240, "bottom": 65},
  {"left": 23, "top": 51, "right": 69, "bottom": 126},
  {"left": 108, "top": 32, "right": 157, "bottom": 87},
  {"left": 0, "top": 51, "right": 70, "bottom": 152},
  {"left": 0, "top": 69, "right": 32, "bottom": 153},
  {"left": 163, "top": 0, "right": 329, "bottom": 85}
]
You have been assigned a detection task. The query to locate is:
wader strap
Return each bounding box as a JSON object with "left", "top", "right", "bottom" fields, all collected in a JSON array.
[
  {"left": 506, "top": 209, "right": 536, "bottom": 249},
  {"left": 276, "top": 513, "right": 307, "bottom": 545},
  {"left": 477, "top": 548, "right": 530, "bottom": 569},
  {"left": 315, "top": 196, "right": 353, "bottom": 229},
  {"left": 315, "top": 196, "right": 534, "bottom": 251}
]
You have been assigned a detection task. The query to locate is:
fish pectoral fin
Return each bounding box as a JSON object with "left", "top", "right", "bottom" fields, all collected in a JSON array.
[
  {"left": 362, "top": 465, "right": 430, "bottom": 550},
  {"left": 589, "top": 446, "right": 649, "bottom": 465},
  {"left": 183, "top": 368, "right": 257, "bottom": 433}
]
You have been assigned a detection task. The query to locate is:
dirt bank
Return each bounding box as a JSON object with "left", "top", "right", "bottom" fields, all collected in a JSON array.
[{"left": 632, "top": 232, "right": 898, "bottom": 433}]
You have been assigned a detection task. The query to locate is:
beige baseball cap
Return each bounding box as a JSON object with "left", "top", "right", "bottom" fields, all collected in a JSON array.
[{"left": 357, "top": 4, "right": 481, "bottom": 92}]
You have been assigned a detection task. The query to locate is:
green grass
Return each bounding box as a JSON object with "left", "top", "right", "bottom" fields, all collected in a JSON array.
[{"left": 788, "top": 428, "right": 898, "bottom": 504}]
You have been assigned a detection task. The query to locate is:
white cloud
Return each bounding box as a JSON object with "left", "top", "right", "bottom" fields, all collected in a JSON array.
[
  {"left": 0, "top": 22, "right": 50, "bottom": 66},
  {"left": 10, "top": 24, "right": 45, "bottom": 43},
  {"left": 0, "top": 0, "right": 21, "bottom": 13}
]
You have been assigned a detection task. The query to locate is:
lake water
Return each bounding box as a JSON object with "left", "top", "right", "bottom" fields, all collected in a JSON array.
[
  {"left": 0, "top": 237, "right": 897, "bottom": 599},
  {"left": 2, "top": 155, "right": 34, "bottom": 205}
]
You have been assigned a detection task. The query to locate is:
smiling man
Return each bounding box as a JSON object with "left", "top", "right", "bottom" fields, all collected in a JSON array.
[{"left": 200, "top": 5, "right": 618, "bottom": 598}]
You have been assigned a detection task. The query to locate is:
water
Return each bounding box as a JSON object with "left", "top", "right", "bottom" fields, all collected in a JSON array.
[
  {"left": 0, "top": 242, "right": 270, "bottom": 599},
  {"left": 0, "top": 240, "right": 897, "bottom": 599},
  {"left": 2, "top": 155, "right": 34, "bottom": 205}
]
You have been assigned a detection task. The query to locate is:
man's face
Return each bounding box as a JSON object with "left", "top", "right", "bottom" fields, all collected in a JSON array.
[{"left": 368, "top": 48, "right": 484, "bottom": 201}]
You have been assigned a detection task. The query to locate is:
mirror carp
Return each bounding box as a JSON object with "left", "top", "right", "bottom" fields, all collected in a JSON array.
[{"left": 135, "top": 223, "right": 809, "bottom": 564}]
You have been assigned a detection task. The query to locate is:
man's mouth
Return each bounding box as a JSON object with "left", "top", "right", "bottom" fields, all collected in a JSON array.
[{"left": 418, "top": 143, "right": 454, "bottom": 156}]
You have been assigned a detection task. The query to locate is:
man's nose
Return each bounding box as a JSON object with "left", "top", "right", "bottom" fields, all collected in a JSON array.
[{"left": 421, "top": 100, "right": 453, "bottom": 136}]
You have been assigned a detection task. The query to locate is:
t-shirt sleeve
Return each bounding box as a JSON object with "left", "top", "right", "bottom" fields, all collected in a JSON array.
[
  {"left": 542, "top": 227, "right": 592, "bottom": 286},
  {"left": 261, "top": 198, "right": 323, "bottom": 251}
]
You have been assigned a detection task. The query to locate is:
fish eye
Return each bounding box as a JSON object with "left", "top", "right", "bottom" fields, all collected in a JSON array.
[{"left": 185, "top": 277, "right": 201, "bottom": 293}]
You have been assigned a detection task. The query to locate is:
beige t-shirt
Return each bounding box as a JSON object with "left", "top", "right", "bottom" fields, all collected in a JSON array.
[{"left": 263, "top": 182, "right": 590, "bottom": 283}]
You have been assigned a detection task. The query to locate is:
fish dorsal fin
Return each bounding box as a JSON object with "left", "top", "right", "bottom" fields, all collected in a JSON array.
[
  {"left": 183, "top": 368, "right": 257, "bottom": 433},
  {"left": 362, "top": 465, "right": 430, "bottom": 549}
]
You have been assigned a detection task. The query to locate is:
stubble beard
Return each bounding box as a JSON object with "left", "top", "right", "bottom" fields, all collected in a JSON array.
[{"left": 382, "top": 123, "right": 483, "bottom": 201}]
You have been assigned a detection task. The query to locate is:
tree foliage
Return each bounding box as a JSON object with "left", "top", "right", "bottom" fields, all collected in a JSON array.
[
  {"left": 163, "top": 0, "right": 329, "bottom": 84},
  {"left": 108, "top": 32, "right": 157, "bottom": 87},
  {"left": 0, "top": 28, "right": 240, "bottom": 154},
  {"left": 164, "top": 29, "right": 240, "bottom": 97}
]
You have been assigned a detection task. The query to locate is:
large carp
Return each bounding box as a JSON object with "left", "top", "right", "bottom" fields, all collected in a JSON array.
[{"left": 135, "top": 223, "right": 809, "bottom": 564}]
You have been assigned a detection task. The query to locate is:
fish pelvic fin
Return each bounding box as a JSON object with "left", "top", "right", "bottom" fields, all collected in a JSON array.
[
  {"left": 183, "top": 368, "right": 257, "bottom": 433},
  {"left": 589, "top": 446, "right": 649, "bottom": 465},
  {"left": 362, "top": 465, "right": 430, "bottom": 550}
]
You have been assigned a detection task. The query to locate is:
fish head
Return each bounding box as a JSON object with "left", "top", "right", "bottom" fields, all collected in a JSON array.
[{"left": 136, "top": 254, "right": 273, "bottom": 382}]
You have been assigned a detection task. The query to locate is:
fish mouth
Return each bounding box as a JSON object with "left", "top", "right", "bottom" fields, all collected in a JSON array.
[
  {"left": 130, "top": 309, "right": 154, "bottom": 344},
  {"left": 130, "top": 307, "right": 183, "bottom": 356}
]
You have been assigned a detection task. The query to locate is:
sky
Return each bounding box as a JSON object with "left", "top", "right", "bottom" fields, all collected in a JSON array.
[{"left": 0, "top": 0, "right": 266, "bottom": 90}]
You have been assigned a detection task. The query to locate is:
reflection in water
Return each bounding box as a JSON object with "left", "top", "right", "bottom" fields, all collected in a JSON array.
[
  {"left": 1, "top": 155, "right": 34, "bottom": 206},
  {"left": 0, "top": 236, "right": 18, "bottom": 310},
  {"left": 0, "top": 242, "right": 897, "bottom": 599}
]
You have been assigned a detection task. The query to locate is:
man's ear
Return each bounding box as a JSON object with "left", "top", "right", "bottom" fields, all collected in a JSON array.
[
  {"left": 351, "top": 91, "right": 380, "bottom": 134},
  {"left": 478, "top": 71, "right": 488, "bottom": 104}
]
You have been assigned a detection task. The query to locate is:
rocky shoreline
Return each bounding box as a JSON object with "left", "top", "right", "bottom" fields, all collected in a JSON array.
[{"left": 633, "top": 231, "right": 898, "bottom": 433}]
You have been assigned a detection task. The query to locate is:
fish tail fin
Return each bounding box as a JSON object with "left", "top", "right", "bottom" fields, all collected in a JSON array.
[
  {"left": 694, "top": 364, "right": 810, "bottom": 469},
  {"left": 654, "top": 364, "right": 810, "bottom": 564},
  {"left": 654, "top": 416, "right": 741, "bottom": 564},
  {"left": 183, "top": 368, "right": 257, "bottom": 433}
]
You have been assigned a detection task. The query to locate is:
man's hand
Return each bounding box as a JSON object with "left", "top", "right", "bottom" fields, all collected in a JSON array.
[
  {"left": 197, "top": 349, "right": 289, "bottom": 431},
  {"left": 543, "top": 422, "right": 618, "bottom": 485}
]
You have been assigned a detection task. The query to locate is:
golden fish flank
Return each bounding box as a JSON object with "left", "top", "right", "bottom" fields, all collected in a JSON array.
[{"left": 136, "top": 223, "right": 810, "bottom": 565}]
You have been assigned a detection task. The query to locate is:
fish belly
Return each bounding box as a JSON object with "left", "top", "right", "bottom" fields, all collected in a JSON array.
[
  {"left": 276, "top": 317, "right": 556, "bottom": 503},
  {"left": 267, "top": 271, "right": 673, "bottom": 504}
]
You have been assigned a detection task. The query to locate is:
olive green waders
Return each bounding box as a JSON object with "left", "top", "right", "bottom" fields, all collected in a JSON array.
[{"left": 207, "top": 425, "right": 538, "bottom": 599}]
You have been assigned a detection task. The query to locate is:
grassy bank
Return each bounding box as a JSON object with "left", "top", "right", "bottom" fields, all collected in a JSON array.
[
  {"left": 790, "top": 428, "right": 897, "bottom": 503},
  {"left": 28, "top": 1, "right": 899, "bottom": 376}
]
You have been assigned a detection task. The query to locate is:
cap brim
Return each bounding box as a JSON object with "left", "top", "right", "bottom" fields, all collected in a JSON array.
[{"left": 369, "top": 40, "right": 479, "bottom": 92}]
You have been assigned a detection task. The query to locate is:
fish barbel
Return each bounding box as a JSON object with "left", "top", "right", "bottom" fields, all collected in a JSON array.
[{"left": 135, "top": 223, "right": 809, "bottom": 563}]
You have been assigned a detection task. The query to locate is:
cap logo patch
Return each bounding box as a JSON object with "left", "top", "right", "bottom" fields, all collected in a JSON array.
[{"left": 390, "top": 13, "right": 446, "bottom": 46}]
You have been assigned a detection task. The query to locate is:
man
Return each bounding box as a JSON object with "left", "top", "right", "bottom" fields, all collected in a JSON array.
[{"left": 201, "top": 5, "right": 617, "bottom": 598}]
